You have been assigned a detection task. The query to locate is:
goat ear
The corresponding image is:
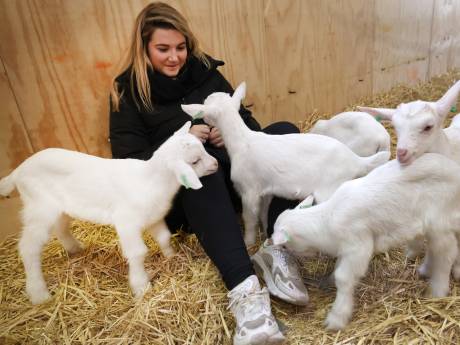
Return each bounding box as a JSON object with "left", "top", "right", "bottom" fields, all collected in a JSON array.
[
  {"left": 295, "top": 195, "right": 315, "bottom": 210},
  {"left": 181, "top": 104, "right": 206, "bottom": 119},
  {"left": 435, "top": 80, "right": 460, "bottom": 118},
  {"left": 175, "top": 121, "right": 192, "bottom": 135},
  {"left": 271, "top": 229, "right": 290, "bottom": 246},
  {"left": 357, "top": 106, "right": 395, "bottom": 121},
  {"left": 175, "top": 161, "right": 203, "bottom": 190},
  {"left": 232, "top": 82, "right": 246, "bottom": 110}
]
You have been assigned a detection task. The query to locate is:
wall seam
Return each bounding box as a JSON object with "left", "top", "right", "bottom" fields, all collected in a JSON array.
[
  {"left": 426, "top": 0, "right": 437, "bottom": 80},
  {"left": 0, "top": 55, "right": 36, "bottom": 153}
]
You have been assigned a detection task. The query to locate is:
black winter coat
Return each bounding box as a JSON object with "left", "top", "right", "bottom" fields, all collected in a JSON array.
[{"left": 109, "top": 55, "right": 261, "bottom": 162}]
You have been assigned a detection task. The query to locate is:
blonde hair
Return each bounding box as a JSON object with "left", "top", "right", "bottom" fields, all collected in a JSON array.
[{"left": 110, "top": 2, "right": 209, "bottom": 112}]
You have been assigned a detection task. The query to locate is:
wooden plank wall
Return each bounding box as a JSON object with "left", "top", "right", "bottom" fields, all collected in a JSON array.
[{"left": 0, "top": 0, "right": 459, "bottom": 238}]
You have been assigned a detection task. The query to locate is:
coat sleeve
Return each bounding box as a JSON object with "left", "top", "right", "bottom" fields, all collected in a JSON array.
[
  {"left": 109, "top": 90, "right": 163, "bottom": 160},
  {"left": 214, "top": 71, "right": 262, "bottom": 131}
]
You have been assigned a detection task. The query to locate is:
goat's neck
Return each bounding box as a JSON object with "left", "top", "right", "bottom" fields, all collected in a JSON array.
[
  {"left": 430, "top": 130, "right": 452, "bottom": 157},
  {"left": 216, "top": 109, "right": 253, "bottom": 154},
  {"left": 302, "top": 208, "right": 339, "bottom": 256},
  {"left": 146, "top": 155, "right": 181, "bottom": 195}
]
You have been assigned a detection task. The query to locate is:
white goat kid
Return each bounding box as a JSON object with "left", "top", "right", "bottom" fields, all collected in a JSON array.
[
  {"left": 272, "top": 153, "right": 460, "bottom": 330},
  {"left": 0, "top": 122, "right": 218, "bottom": 304},
  {"left": 444, "top": 113, "right": 460, "bottom": 161},
  {"left": 358, "top": 80, "right": 460, "bottom": 165},
  {"left": 309, "top": 111, "right": 391, "bottom": 156},
  {"left": 358, "top": 80, "right": 460, "bottom": 260},
  {"left": 181, "top": 82, "right": 390, "bottom": 245}
]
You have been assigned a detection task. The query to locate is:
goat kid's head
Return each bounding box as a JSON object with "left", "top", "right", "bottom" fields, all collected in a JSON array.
[
  {"left": 271, "top": 201, "right": 318, "bottom": 258},
  {"left": 169, "top": 122, "right": 218, "bottom": 189},
  {"left": 358, "top": 80, "right": 460, "bottom": 165},
  {"left": 181, "top": 82, "right": 246, "bottom": 127}
]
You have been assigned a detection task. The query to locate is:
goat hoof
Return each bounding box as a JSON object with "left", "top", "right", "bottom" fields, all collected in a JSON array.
[
  {"left": 162, "top": 247, "right": 176, "bottom": 258},
  {"left": 324, "top": 312, "right": 347, "bottom": 331},
  {"left": 29, "top": 289, "right": 52, "bottom": 305},
  {"left": 67, "top": 242, "right": 85, "bottom": 255},
  {"left": 417, "top": 264, "right": 431, "bottom": 279},
  {"left": 405, "top": 249, "right": 420, "bottom": 260},
  {"left": 453, "top": 265, "right": 460, "bottom": 281},
  {"left": 133, "top": 282, "right": 151, "bottom": 299},
  {"left": 244, "top": 235, "right": 256, "bottom": 247}
]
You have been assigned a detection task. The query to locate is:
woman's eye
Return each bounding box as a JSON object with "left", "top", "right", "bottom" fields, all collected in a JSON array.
[{"left": 157, "top": 48, "right": 168, "bottom": 53}]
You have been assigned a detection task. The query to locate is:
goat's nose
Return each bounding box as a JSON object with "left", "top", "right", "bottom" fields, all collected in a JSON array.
[{"left": 396, "top": 148, "right": 408, "bottom": 160}]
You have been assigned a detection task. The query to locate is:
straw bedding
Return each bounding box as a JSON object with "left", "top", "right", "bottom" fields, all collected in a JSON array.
[{"left": 1, "top": 70, "right": 460, "bottom": 345}]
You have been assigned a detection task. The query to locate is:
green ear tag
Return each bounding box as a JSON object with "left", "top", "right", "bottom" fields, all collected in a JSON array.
[
  {"left": 299, "top": 203, "right": 312, "bottom": 209},
  {"left": 375, "top": 115, "right": 382, "bottom": 123},
  {"left": 180, "top": 174, "right": 191, "bottom": 189},
  {"left": 284, "top": 230, "right": 292, "bottom": 242},
  {"left": 195, "top": 111, "right": 204, "bottom": 119},
  {"left": 451, "top": 106, "right": 457, "bottom": 113}
]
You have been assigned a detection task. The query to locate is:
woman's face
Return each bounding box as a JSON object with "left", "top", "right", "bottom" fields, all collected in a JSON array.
[{"left": 148, "top": 28, "right": 187, "bottom": 77}]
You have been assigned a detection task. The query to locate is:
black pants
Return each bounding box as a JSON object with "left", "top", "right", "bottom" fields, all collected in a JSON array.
[{"left": 165, "top": 122, "right": 299, "bottom": 290}]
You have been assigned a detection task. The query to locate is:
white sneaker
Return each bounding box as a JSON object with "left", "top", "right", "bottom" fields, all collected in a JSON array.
[
  {"left": 252, "top": 240, "right": 308, "bottom": 305},
  {"left": 227, "top": 275, "right": 285, "bottom": 345}
]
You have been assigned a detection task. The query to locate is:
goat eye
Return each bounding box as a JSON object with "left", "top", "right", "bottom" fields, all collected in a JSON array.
[
  {"left": 191, "top": 158, "right": 200, "bottom": 165},
  {"left": 423, "top": 125, "right": 433, "bottom": 132}
]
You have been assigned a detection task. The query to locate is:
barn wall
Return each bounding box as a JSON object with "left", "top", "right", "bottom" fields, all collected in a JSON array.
[{"left": 0, "top": 0, "right": 459, "bottom": 239}]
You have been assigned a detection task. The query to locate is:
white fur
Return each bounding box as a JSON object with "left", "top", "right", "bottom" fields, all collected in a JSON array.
[
  {"left": 358, "top": 80, "right": 460, "bottom": 165},
  {"left": 358, "top": 80, "right": 460, "bottom": 259},
  {"left": 309, "top": 111, "right": 391, "bottom": 156},
  {"left": 272, "top": 153, "right": 460, "bottom": 330},
  {"left": 444, "top": 113, "right": 460, "bottom": 162},
  {"left": 182, "top": 82, "right": 390, "bottom": 245},
  {"left": 0, "top": 122, "right": 218, "bottom": 304}
]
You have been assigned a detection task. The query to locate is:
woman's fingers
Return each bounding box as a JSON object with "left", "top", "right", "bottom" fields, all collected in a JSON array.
[
  {"left": 189, "top": 124, "right": 210, "bottom": 143},
  {"left": 209, "top": 127, "right": 225, "bottom": 148}
]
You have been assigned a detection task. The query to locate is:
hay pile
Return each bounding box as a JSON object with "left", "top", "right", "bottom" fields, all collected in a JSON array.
[{"left": 1, "top": 70, "right": 460, "bottom": 344}]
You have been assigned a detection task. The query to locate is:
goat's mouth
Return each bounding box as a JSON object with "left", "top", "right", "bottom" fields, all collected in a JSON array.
[
  {"left": 397, "top": 155, "right": 414, "bottom": 166},
  {"left": 204, "top": 167, "right": 218, "bottom": 176}
]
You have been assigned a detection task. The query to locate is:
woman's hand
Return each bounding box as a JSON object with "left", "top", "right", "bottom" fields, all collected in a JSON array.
[
  {"left": 208, "top": 127, "right": 225, "bottom": 148},
  {"left": 189, "top": 124, "right": 210, "bottom": 143}
]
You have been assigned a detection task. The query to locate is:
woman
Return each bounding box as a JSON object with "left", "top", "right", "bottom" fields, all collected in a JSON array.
[{"left": 109, "top": 2, "right": 306, "bottom": 344}]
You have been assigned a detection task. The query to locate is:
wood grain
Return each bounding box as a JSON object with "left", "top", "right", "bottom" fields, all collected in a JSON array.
[
  {"left": 429, "top": 0, "right": 460, "bottom": 78},
  {"left": 372, "top": 0, "right": 434, "bottom": 92},
  {"left": 0, "top": 0, "right": 459, "bottom": 190},
  {"left": 0, "top": 55, "right": 33, "bottom": 176}
]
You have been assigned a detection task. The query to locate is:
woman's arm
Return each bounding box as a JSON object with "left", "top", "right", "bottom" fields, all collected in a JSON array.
[{"left": 109, "top": 92, "right": 162, "bottom": 160}]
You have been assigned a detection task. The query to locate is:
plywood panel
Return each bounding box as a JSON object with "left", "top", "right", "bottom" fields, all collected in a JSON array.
[
  {"left": 0, "top": 0, "right": 149, "bottom": 158},
  {"left": 175, "top": 1, "right": 271, "bottom": 124},
  {"left": 373, "top": 0, "right": 434, "bottom": 93},
  {"left": 0, "top": 55, "right": 33, "bottom": 176},
  {"left": 215, "top": 0, "right": 271, "bottom": 126},
  {"left": 0, "top": 0, "right": 460, "bottom": 174},
  {"left": 0, "top": 195, "right": 22, "bottom": 241},
  {"left": 451, "top": 1, "right": 460, "bottom": 69},
  {"left": 264, "top": 0, "right": 374, "bottom": 124},
  {"left": 429, "top": 0, "right": 458, "bottom": 77}
]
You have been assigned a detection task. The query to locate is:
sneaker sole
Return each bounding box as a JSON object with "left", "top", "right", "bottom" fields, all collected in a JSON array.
[
  {"left": 234, "top": 329, "right": 285, "bottom": 345},
  {"left": 251, "top": 253, "right": 304, "bottom": 306}
]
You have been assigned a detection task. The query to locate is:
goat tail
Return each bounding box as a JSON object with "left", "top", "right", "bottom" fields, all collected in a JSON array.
[
  {"left": 0, "top": 171, "right": 17, "bottom": 197},
  {"left": 362, "top": 150, "right": 391, "bottom": 174}
]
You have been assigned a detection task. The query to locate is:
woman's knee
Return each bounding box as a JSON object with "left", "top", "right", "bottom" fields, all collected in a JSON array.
[{"left": 263, "top": 121, "right": 299, "bottom": 135}]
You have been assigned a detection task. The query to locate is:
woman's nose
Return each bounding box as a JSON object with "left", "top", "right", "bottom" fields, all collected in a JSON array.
[{"left": 168, "top": 51, "right": 179, "bottom": 62}]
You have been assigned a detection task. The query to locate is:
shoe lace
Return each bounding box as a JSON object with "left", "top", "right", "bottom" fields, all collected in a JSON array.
[
  {"left": 271, "top": 246, "right": 298, "bottom": 276},
  {"left": 227, "top": 288, "right": 270, "bottom": 323}
]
